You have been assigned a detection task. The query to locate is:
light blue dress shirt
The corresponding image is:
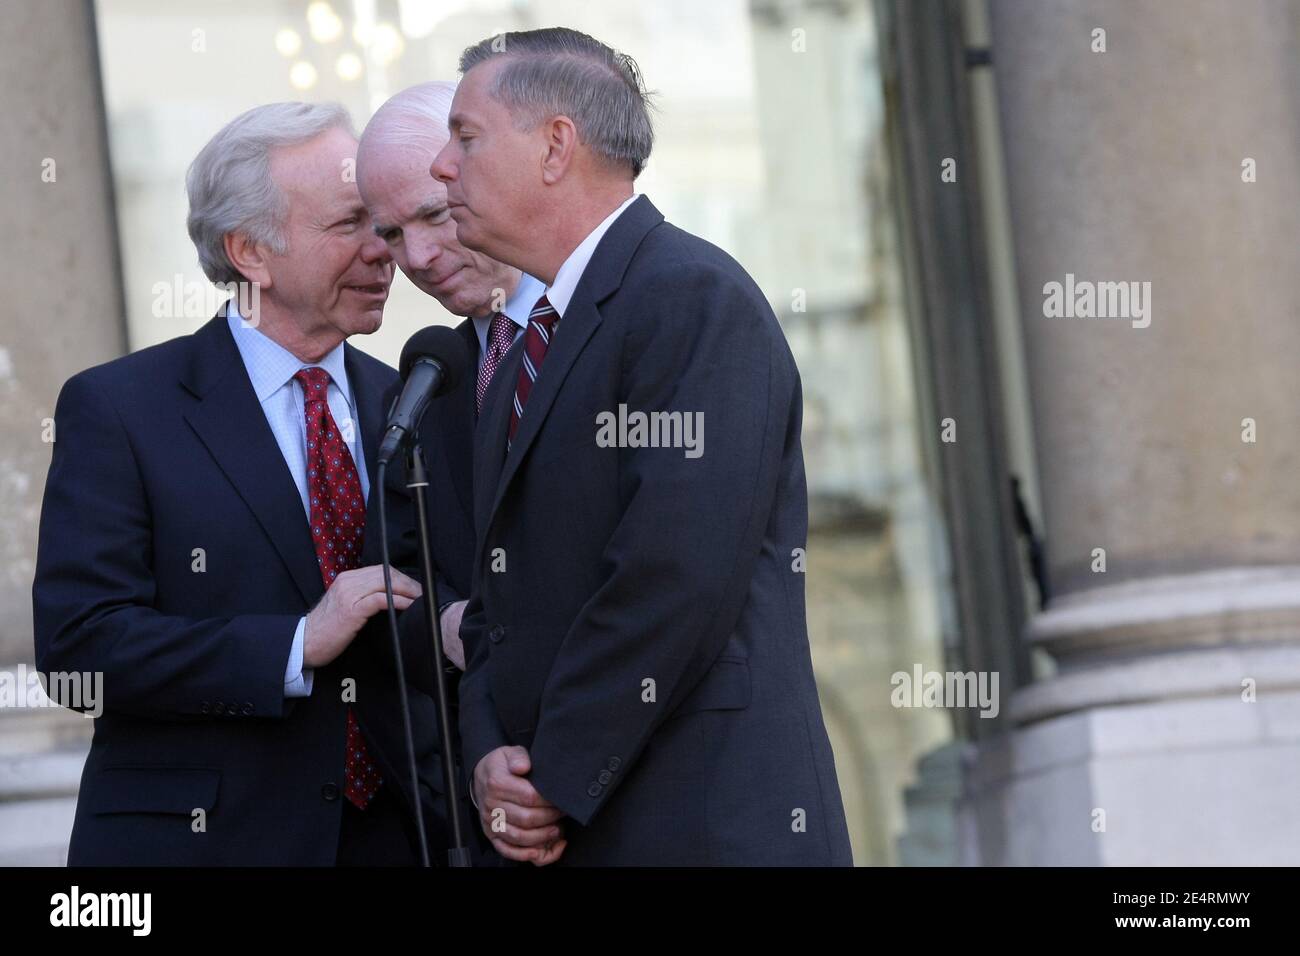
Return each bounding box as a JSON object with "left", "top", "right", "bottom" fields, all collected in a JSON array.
[{"left": 226, "top": 305, "right": 371, "bottom": 698}]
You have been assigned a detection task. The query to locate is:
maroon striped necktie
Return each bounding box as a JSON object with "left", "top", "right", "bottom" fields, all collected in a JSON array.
[
  {"left": 294, "top": 367, "right": 382, "bottom": 811},
  {"left": 507, "top": 294, "right": 560, "bottom": 448}
]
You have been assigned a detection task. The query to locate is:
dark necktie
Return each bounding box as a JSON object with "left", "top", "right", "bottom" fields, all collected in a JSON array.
[
  {"left": 476, "top": 311, "right": 514, "bottom": 415},
  {"left": 294, "top": 367, "right": 382, "bottom": 811},
  {"left": 507, "top": 294, "right": 560, "bottom": 448}
]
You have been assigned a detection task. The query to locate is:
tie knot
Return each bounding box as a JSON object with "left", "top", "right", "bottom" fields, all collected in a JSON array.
[
  {"left": 487, "top": 311, "right": 514, "bottom": 349},
  {"left": 294, "top": 366, "right": 331, "bottom": 399},
  {"left": 530, "top": 294, "right": 558, "bottom": 330}
]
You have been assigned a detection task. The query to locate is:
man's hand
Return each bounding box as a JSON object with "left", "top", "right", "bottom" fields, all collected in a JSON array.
[
  {"left": 304, "top": 566, "right": 421, "bottom": 668},
  {"left": 439, "top": 599, "right": 467, "bottom": 670},
  {"left": 473, "top": 746, "right": 567, "bottom": 866}
]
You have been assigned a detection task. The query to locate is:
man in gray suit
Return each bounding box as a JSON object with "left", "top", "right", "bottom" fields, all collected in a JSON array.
[{"left": 431, "top": 27, "right": 853, "bottom": 865}]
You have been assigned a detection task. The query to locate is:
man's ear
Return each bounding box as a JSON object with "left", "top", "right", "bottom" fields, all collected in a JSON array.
[
  {"left": 224, "top": 232, "right": 273, "bottom": 290},
  {"left": 540, "top": 115, "right": 580, "bottom": 186}
]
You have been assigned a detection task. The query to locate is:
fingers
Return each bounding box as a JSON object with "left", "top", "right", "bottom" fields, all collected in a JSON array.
[
  {"left": 485, "top": 771, "right": 550, "bottom": 810},
  {"left": 338, "top": 565, "right": 423, "bottom": 600},
  {"left": 503, "top": 745, "right": 532, "bottom": 776},
  {"left": 482, "top": 814, "right": 563, "bottom": 848},
  {"left": 484, "top": 825, "right": 568, "bottom": 865},
  {"left": 490, "top": 835, "right": 559, "bottom": 865},
  {"left": 479, "top": 799, "right": 564, "bottom": 833},
  {"left": 530, "top": 840, "right": 567, "bottom": 867},
  {"left": 354, "top": 590, "right": 415, "bottom": 618},
  {"left": 385, "top": 567, "right": 423, "bottom": 599}
]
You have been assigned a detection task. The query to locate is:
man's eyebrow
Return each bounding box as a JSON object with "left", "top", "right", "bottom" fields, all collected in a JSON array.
[
  {"left": 372, "top": 199, "right": 447, "bottom": 236},
  {"left": 413, "top": 199, "right": 448, "bottom": 219},
  {"left": 330, "top": 201, "right": 367, "bottom": 227}
]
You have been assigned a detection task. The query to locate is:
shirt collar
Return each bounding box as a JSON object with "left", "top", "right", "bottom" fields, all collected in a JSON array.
[
  {"left": 225, "top": 301, "right": 352, "bottom": 406},
  {"left": 545, "top": 194, "right": 638, "bottom": 318},
  {"left": 472, "top": 271, "right": 545, "bottom": 346}
]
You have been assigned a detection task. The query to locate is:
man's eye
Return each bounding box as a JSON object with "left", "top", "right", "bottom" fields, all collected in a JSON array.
[{"left": 429, "top": 211, "right": 450, "bottom": 224}]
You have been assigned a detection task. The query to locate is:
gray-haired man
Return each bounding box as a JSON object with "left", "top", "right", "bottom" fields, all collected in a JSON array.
[
  {"left": 433, "top": 28, "right": 854, "bottom": 865},
  {"left": 356, "top": 84, "right": 548, "bottom": 865},
  {"left": 33, "top": 102, "right": 449, "bottom": 865}
]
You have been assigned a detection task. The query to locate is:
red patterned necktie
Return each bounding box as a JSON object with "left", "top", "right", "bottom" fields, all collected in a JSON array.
[
  {"left": 294, "top": 367, "right": 382, "bottom": 811},
  {"left": 476, "top": 311, "right": 515, "bottom": 415},
  {"left": 507, "top": 294, "right": 560, "bottom": 448}
]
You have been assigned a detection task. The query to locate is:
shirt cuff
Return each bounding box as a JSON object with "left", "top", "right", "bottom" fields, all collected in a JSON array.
[{"left": 284, "top": 617, "right": 315, "bottom": 698}]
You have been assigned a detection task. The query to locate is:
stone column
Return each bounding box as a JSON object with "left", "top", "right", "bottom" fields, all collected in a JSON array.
[
  {"left": 961, "top": 0, "right": 1300, "bottom": 864},
  {"left": 0, "top": 0, "right": 125, "bottom": 864}
]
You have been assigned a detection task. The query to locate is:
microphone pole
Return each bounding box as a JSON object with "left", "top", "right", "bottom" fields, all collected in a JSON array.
[{"left": 405, "top": 443, "right": 473, "bottom": 867}]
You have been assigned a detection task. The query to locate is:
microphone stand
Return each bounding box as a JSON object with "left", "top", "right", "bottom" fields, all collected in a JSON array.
[{"left": 405, "top": 444, "right": 473, "bottom": 867}]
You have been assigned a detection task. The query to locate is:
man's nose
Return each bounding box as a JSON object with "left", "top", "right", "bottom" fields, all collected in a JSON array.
[
  {"left": 430, "top": 142, "right": 455, "bottom": 184},
  {"left": 359, "top": 228, "right": 392, "bottom": 265},
  {"left": 406, "top": 230, "right": 443, "bottom": 272}
]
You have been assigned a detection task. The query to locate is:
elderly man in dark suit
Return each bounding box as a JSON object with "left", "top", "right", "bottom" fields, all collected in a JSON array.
[
  {"left": 356, "top": 82, "right": 545, "bottom": 864},
  {"left": 32, "top": 102, "right": 451, "bottom": 865},
  {"left": 431, "top": 28, "right": 854, "bottom": 866}
]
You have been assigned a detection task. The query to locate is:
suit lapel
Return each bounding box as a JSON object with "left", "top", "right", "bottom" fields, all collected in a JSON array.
[
  {"left": 441, "top": 319, "right": 480, "bottom": 524},
  {"left": 345, "top": 342, "right": 391, "bottom": 567},
  {"left": 484, "top": 298, "right": 603, "bottom": 523},
  {"left": 181, "top": 316, "right": 325, "bottom": 608},
  {"left": 475, "top": 195, "right": 666, "bottom": 547}
]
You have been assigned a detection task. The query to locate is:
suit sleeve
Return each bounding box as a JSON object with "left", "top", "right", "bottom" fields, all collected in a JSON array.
[
  {"left": 525, "top": 264, "right": 796, "bottom": 825},
  {"left": 32, "top": 372, "right": 300, "bottom": 722}
]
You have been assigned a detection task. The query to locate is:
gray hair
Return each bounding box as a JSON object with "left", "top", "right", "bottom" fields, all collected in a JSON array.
[
  {"left": 186, "top": 101, "right": 355, "bottom": 284},
  {"left": 359, "top": 81, "right": 457, "bottom": 157},
  {"left": 459, "top": 27, "right": 655, "bottom": 178}
]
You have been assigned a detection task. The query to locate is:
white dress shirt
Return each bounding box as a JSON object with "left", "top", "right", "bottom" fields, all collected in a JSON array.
[
  {"left": 226, "top": 305, "right": 371, "bottom": 698},
  {"left": 545, "top": 194, "right": 639, "bottom": 318}
]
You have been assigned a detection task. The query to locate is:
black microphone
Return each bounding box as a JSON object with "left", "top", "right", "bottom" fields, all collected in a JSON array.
[{"left": 377, "top": 325, "right": 469, "bottom": 466}]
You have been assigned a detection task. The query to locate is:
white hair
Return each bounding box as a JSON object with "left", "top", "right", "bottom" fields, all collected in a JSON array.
[
  {"left": 186, "top": 101, "right": 355, "bottom": 285},
  {"left": 359, "top": 81, "right": 457, "bottom": 161}
]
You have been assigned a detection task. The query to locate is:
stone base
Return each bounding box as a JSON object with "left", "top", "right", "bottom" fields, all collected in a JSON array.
[{"left": 958, "top": 686, "right": 1300, "bottom": 865}]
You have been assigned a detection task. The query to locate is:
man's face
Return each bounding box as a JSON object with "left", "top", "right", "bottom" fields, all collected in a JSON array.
[
  {"left": 263, "top": 126, "right": 393, "bottom": 339},
  {"left": 431, "top": 59, "right": 540, "bottom": 264},
  {"left": 358, "top": 139, "right": 517, "bottom": 318}
]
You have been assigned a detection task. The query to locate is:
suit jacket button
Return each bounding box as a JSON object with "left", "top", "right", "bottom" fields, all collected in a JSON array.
[
  {"left": 213, "top": 701, "right": 225, "bottom": 715},
  {"left": 607, "top": 757, "right": 621, "bottom": 772},
  {"left": 587, "top": 782, "right": 602, "bottom": 798},
  {"left": 598, "top": 770, "right": 612, "bottom": 785},
  {"left": 489, "top": 625, "right": 505, "bottom": 644},
  {"left": 322, "top": 783, "right": 340, "bottom": 801}
]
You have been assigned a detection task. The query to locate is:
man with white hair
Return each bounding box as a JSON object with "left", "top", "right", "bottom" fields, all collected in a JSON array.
[
  {"left": 358, "top": 82, "right": 544, "bottom": 670},
  {"left": 356, "top": 84, "right": 550, "bottom": 865},
  {"left": 33, "top": 102, "right": 451, "bottom": 865}
]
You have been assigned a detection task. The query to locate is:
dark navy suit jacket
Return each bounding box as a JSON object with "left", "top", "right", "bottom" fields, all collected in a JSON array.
[
  {"left": 460, "top": 195, "right": 855, "bottom": 865},
  {"left": 32, "top": 315, "right": 454, "bottom": 865}
]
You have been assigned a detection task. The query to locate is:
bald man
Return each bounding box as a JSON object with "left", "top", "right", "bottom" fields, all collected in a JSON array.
[{"left": 357, "top": 84, "right": 554, "bottom": 864}]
